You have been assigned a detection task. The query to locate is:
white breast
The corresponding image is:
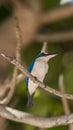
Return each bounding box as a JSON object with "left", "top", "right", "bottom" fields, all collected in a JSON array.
[
  {"left": 32, "top": 60, "right": 48, "bottom": 81},
  {"left": 28, "top": 60, "right": 49, "bottom": 95}
]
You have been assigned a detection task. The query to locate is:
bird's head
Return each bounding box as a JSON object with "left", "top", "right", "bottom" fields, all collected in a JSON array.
[{"left": 36, "top": 52, "right": 57, "bottom": 62}]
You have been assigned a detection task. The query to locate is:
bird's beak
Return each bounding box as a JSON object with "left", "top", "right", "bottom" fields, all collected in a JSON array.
[
  {"left": 49, "top": 53, "right": 57, "bottom": 58},
  {"left": 47, "top": 53, "right": 57, "bottom": 60}
]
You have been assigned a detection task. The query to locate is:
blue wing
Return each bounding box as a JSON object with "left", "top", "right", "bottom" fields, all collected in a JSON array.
[{"left": 26, "top": 61, "right": 35, "bottom": 88}]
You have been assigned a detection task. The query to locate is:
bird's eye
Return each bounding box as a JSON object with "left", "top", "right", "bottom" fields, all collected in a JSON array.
[
  {"left": 42, "top": 53, "right": 45, "bottom": 56},
  {"left": 42, "top": 53, "right": 48, "bottom": 56}
]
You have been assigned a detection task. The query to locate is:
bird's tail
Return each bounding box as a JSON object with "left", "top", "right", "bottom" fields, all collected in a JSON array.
[{"left": 27, "top": 94, "right": 34, "bottom": 107}]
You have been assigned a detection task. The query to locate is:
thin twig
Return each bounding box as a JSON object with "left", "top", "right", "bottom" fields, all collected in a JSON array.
[
  {"left": 59, "top": 74, "right": 73, "bottom": 130},
  {"left": 0, "top": 16, "right": 21, "bottom": 105},
  {"left": 0, "top": 73, "right": 24, "bottom": 100},
  {"left": 0, "top": 73, "right": 24, "bottom": 88},
  {"left": 59, "top": 74, "right": 70, "bottom": 114},
  {"left": 41, "top": 41, "right": 48, "bottom": 52},
  {"left": 1, "top": 53, "right": 73, "bottom": 100}
]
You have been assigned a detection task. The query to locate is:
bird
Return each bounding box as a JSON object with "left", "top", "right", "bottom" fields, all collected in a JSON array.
[
  {"left": 60, "top": 0, "right": 73, "bottom": 5},
  {"left": 26, "top": 52, "right": 57, "bottom": 107}
]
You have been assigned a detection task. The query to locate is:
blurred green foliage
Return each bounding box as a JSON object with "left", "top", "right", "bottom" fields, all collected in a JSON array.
[{"left": 0, "top": 0, "right": 73, "bottom": 130}]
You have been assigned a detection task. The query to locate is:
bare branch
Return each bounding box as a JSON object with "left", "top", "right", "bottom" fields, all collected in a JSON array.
[
  {"left": 0, "top": 74, "right": 25, "bottom": 90},
  {"left": 1, "top": 53, "right": 73, "bottom": 101},
  {"left": 0, "top": 73, "right": 25, "bottom": 103},
  {"left": 36, "top": 31, "right": 73, "bottom": 43},
  {"left": 0, "top": 105, "right": 73, "bottom": 128},
  {"left": 59, "top": 74, "right": 73, "bottom": 130},
  {"left": 0, "top": 16, "right": 21, "bottom": 105},
  {"left": 41, "top": 41, "right": 48, "bottom": 52},
  {"left": 59, "top": 74, "right": 71, "bottom": 114},
  {"left": 39, "top": 5, "right": 73, "bottom": 25}
]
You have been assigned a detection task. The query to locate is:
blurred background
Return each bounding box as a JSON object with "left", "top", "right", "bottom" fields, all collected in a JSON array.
[{"left": 0, "top": 0, "right": 73, "bottom": 130}]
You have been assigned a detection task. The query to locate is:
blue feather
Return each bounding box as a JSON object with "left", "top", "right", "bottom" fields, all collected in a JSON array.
[
  {"left": 26, "top": 61, "right": 35, "bottom": 88},
  {"left": 36, "top": 53, "right": 42, "bottom": 58},
  {"left": 26, "top": 53, "right": 42, "bottom": 88}
]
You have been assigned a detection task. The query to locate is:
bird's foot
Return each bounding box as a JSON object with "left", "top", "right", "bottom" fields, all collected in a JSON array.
[
  {"left": 34, "top": 76, "right": 37, "bottom": 80},
  {"left": 44, "top": 84, "right": 46, "bottom": 88}
]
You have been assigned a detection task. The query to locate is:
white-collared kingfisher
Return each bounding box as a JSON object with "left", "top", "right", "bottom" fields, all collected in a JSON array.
[{"left": 26, "top": 52, "right": 57, "bottom": 107}]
